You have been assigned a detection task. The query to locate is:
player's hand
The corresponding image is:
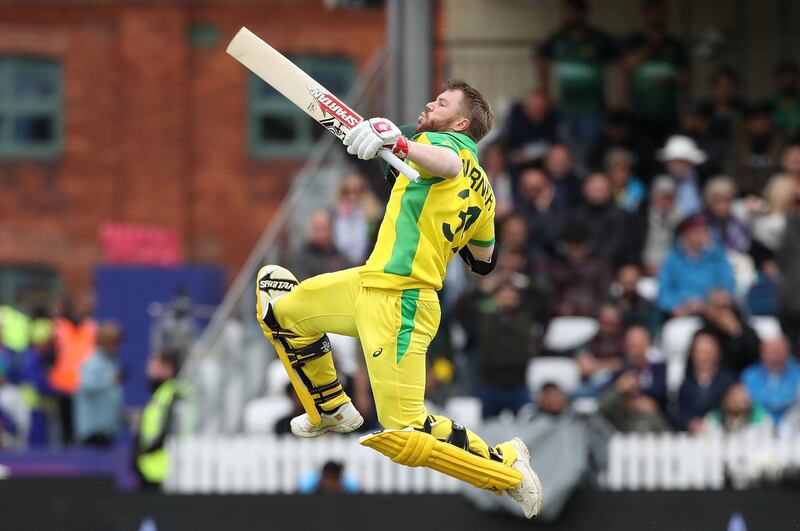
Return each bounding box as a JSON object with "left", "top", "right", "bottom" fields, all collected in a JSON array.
[{"left": 343, "top": 117, "right": 407, "bottom": 160}]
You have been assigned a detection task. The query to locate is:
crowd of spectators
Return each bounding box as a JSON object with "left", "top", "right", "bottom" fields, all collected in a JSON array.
[
  {"left": 288, "top": 0, "right": 800, "bottom": 443},
  {"left": 0, "top": 293, "right": 195, "bottom": 450}
]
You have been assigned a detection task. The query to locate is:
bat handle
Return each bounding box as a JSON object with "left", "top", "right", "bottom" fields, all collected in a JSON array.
[{"left": 378, "top": 149, "right": 420, "bottom": 183}]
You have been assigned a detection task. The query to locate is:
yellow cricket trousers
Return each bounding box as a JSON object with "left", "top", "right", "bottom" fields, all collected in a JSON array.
[{"left": 271, "top": 266, "right": 507, "bottom": 463}]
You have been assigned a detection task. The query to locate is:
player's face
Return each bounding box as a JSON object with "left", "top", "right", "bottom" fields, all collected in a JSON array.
[{"left": 417, "top": 90, "right": 467, "bottom": 134}]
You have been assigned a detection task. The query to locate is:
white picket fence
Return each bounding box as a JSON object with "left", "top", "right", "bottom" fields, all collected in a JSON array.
[
  {"left": 605, "top": 432, "right": 800, "bottom": 491},
  {"left": 164, "top": 434, "right": 461, "bottom": 494},
  {"left": 166, "top": 432, "right": 800, "bottom": 494}
]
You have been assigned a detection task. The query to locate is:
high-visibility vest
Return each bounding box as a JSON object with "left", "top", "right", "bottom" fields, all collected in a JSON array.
[
  {"left": 49, "top": 318, "right": 97, "bottom": 394},
  {"left": 136, "top": 379, "right": 190, "bottom": 484}
]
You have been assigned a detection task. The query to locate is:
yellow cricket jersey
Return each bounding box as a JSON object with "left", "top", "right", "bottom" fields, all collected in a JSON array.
[{"left": 359, "top": 130, "right": 496, "bottom": 292}]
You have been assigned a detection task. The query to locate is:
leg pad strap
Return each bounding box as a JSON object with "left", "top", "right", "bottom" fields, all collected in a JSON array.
[{"left": 359, "top": 428, "right": 522, "bottom": 492}]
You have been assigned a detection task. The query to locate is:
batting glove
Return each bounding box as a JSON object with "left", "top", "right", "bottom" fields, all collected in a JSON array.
[{"left": 343, "top": 117, "right": 408, "bottom": 161}]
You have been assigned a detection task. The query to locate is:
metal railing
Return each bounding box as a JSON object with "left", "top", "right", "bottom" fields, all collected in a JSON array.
[{"left": 178, "top": 48, "right": 389, "bottom": 434}]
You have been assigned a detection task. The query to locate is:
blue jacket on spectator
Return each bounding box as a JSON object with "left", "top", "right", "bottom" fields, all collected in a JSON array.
[
  {"left": 656, "top": 242, "right": 735, "bottom": 313},
  {"left": 742, "top": 358, "right": 800, "bottom": 424}
]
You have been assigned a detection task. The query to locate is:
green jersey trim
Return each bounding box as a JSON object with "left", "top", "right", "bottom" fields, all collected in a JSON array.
[
  {"left": 468, "top": 237, "right": 495, "bottom": 247},
  {"left": 397, "top": 289, "right": 420, "bottom": 363}
]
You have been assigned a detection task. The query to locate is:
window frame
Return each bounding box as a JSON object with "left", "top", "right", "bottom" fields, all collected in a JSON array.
[
  {"left": 0, "top": 56, "right": 64, "bottom": 160},
  {"left": 247, "top": 55, "right": 356, "bottom": 159}
]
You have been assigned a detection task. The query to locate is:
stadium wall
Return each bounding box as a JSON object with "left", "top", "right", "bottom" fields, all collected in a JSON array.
[{"left": 0, "top": 1, "right": 387, "bottom": 295}]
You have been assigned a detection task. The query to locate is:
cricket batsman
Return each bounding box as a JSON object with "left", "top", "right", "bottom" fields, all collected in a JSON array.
[{"left": 256, "top": 80, "right": 543, "bottom": 518}]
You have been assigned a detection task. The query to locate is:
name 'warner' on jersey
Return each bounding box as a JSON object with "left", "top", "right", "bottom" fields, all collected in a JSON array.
[{"left": 359, "top": 129, "right": 496, "bottom": 292}]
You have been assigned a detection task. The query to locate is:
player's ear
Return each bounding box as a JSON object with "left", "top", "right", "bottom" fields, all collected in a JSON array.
[{"left": 453, "top": 117, "right": 470, "bottom": 135}]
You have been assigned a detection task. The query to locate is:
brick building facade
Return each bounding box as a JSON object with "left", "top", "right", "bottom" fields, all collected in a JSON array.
[{"left": 0, "top": 0, "right": 387, "bottom": 296}]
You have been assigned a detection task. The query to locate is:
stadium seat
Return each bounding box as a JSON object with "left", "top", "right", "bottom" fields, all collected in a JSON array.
[
  {"left": 526, "top": 356, "right": 580, "bottom": 396},
  {"left": 636, "top": 277, "right": 659, "bottom": 301},
  {"left": 444, "top": 396, "right": 483, "bottom": 429},
  {"left": 543, "top": 316, "right": 599, "bottom": 352},
  {"left": 660, "top": 317, "right": 703, "bottom": 393},
  {"left": 266, "top": 358, "right": 290, "bottom": 396},
  {"left": 750, "top": 315, "right": 782, "bottom": 341},
  {"left": 243, "top": 396, "right": 293, "bottom": 434}
]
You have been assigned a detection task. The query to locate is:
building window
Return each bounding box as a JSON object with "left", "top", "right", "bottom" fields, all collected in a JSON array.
[
  {"left": 0, "top": 57, "right": 63, "bottom": 159},
  {"left": 249, "top": 56, "right": 356, "bottom": 158}
]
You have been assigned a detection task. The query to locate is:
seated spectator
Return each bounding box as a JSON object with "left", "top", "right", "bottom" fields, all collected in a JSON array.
[
  {"left": 657, "top": 135, "right": 706, "bottom": 216},
  {"left": 777, "top": 210, "right": 800, "bottom": 354},
  {"left": 332, "top": 172, "right": 380, "bottom": 267},
  {"left": 781, "top": 143, "right": 800, "bottom": 184},
  {"left": 481, "top": 142, "right": 514, "bottom": 219},
  {"left": 473, "top": 281, "right": 535, "bottom": 419},
  {"left": 74, "top": 321, "right": 124, "bottom": 447},
  {"left": 543, "top": 143, "right": 582, "bottom": 208},
  {"left": 0, "top": 357, "right": 29, "bottom": 449},
  {"left": 657, "top": 213, "right": 736, "bottom": 317},
  {"left": 770, "top": 60, "right": 800, "bottom": 137},
  {"left": 679, "top": 105, "right": 726, "bottom": 180},
  {"left": 703, "top": 176, "right": 750, "bottom": 253},
  {"left": 587, "top": 110, "right": 651, "bottom": 177},
  {"left": 570, "top": 172, "right": 627, "bottom": 264},
  {"left": 640, "top": 176, "right": 682, "bottom": 275},
  {"left": 701, "top": 289, "right": 761, "bottom": 375},
  {"left": 274, "top": 382, "right": 306, "bottom": 435},
  {"left": 150, "top": 289, "right": 196, "bottom": 362},
  {"left": 698, "top": 66, "right": 747, "bottom": 143},
  {"left": 742, "top": 336, "right": 800, "bottom": 425},
  {"left": 298, "top": 461, "right": 359, "bottom": 494},
  {"left": 293, "top": 210, "right": 348, "bottom": 280},
  {"left": 516, "top": 166, "right": 566, "bottom": 258},
  {"left": 742, "top": 173, "right": 795, "bottom": 252},
  {"left": 550, "top": 225, "right": 611, "bottom": 317},
  {"left": 702, "top": 383, "right": 773, "bottom": 436},
  {"left": 599, "top": 325, "right": 669, "bottom": 432},
  {"left": 607, "top": 263, "right": 659, "bottom": 334},
  {"left": 606, "top": 148, "right": 646, "bottom": 214},
  {"left": 676, "top": 330, "right": 737, "bottom": 433},
  {"left": 577, "top": 304, "right": 625, "bottom": 385},
  {"left": 736, "top": 102, "right": 786, "bottom": 196},
  {"left": 503, "top": 90, "right": 561, "bottom": 170}
]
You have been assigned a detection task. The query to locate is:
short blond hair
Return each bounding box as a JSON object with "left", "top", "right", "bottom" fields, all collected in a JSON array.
[
  {"left": 703, "top": 175, "right": 737, "bottom": 204},
  {"left": 444, "top": 79, "right": 494, "bottom": 142},
  {"left": 763, "top": 174, "right": 796, "bottom": 214}
]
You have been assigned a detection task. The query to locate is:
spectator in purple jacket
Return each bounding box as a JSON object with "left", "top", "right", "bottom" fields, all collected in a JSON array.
[{"left": 703, "top": 176, "right": 751, "bottom": 253}]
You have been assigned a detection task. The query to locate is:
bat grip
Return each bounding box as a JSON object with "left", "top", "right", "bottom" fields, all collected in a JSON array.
[{"left": 378, "top": 149, "right": 420, "bottom": 183}]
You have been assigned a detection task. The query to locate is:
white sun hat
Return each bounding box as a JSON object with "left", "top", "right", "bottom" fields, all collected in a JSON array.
[{"left": 656, "top": 135, "right": 707, "bottom": 164}]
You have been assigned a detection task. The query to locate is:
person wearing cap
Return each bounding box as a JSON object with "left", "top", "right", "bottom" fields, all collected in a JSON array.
[
  {"left": 640, "top": 176, "right": 682, "bottom": 275},
  {"left": 657, "top": 134, "right": 707, "bottom": 216},
  {"left": 656, "top": 213, "right": 735, "bottom": 317},
  {"left": 74, "top": 320, "right": 124, "bottom": 447}
]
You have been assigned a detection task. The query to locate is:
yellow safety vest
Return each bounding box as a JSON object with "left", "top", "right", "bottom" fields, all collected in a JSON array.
[{"left": 136, "top": 380, "right": 189, "bottom": 484}]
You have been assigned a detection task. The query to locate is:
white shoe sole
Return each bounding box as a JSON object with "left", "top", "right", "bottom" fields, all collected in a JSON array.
[{"left": 507, "top": 437, "right": 543, "bottom": 519}]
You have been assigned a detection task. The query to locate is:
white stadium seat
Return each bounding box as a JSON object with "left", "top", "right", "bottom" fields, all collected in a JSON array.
[
  {"left": 527, "top": 356, "right": 580, "bottom": 395},
  {"left": 243, "top": 395, "right": 293, "bottom": 434},
  {"left": 636, "top": 277, "right": 659, "bottom": 301},
  {"left": 749, "top": 315, "right": 782, "bottom": 341},
  {"left": 660, "top": 316, "right": 703, "bottom": 393},
  {"left": 266, "top": 358, "right": 290, "bottom": 396},
  {"left": 543, "top": 316, "right": 599, "bottom": 352}
]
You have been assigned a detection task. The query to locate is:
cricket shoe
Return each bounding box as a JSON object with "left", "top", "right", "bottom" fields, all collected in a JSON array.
[
  {"left": 505, "top": 437, "right": 543, "bottom": 519},
  {"left": 290, "top": 401, "right": 364, "bottom": 438}
]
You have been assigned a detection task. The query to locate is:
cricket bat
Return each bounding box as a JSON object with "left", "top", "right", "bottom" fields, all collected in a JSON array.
[{"left": 226, "top": 27, "right": 420, "bottom": 182}]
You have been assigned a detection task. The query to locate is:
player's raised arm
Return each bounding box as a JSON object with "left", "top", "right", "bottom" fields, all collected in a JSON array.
[{"left": 343, "top": 117, "right": 462, "bottom": 179}]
